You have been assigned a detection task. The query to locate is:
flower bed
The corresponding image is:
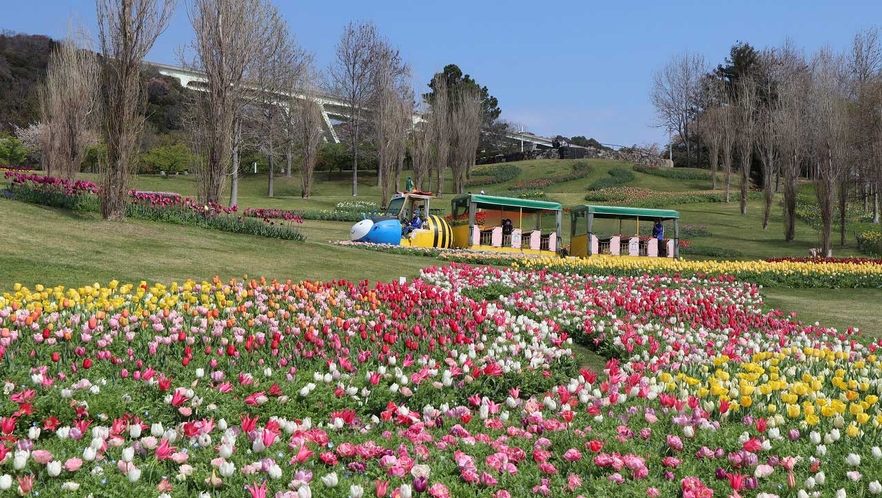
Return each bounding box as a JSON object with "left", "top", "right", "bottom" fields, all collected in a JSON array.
[
  {"left": 300, "top": 201, "right": 380, "bottom": 222},
  {"left": 507, "top": 161, "right": 593, "bottom": 192},
  {"left": 584, "top": 187, "right": 763, "bottom": 208},
  {"left": 0, "top": 265, "right": 880, "bottom": 497},
  {"left": 2, "top": 173, "right": 305, "bottom": 241},
  {"left": 856, "top": 231, "right": 882, "bottom": 257},
  {"left": 243, "top": 208, "right": 305, "bottom": 223},
  {"left": 516, "top": 255, "right": 882, "bottom": 288},
  {"left": 766, "top": 256, "right": 882, "bottom": 265}
]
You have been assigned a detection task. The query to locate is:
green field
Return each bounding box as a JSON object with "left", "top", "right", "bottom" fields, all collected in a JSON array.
[{"left": 3, "top": 158, "right": 881, "bottom": 338}]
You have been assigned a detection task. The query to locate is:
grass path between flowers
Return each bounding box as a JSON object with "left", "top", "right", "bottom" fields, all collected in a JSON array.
[{"left": 762, "top": 288, "right": 882, "bottom": 337}]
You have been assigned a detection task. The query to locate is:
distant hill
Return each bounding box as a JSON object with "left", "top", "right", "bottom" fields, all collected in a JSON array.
[{"left": 0, "top": 32, "right": 57, "bottom": 133}]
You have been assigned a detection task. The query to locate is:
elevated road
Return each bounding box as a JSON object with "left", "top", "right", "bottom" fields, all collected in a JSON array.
[{"left": 148, "top": 61, "right": 553, "bottom": 149}]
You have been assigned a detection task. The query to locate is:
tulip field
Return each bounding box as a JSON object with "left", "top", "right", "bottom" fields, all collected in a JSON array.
[{"left": 0, "top": 263, "right": 881, "bottom": 498}]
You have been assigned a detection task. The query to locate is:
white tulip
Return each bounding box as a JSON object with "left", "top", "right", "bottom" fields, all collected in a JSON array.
[
  {"left": 163, "top": 429, "right": 177, "bottom": 443},
  {"left": 874, "top": 447, "right": 882, "bottom": 459},
  {"left": 816, "top": 472, "right": 827, "bottom": 485},
  {"left": 127, "top": 467, "right": 141, "bottom": 482},
  {"left": 321, "top": 472, "right": 338, "bottom": 488},
  {"left": 219, "top": 462, "right": 235, "bottom": 478},
  {"left": 399, "top": 484, "right": 412, "bottom": 498},
  {"left": 0, "top": 475, "right": 10, "bottom": 491},
  {"left": 83, "top": 447, "right": 97, "bottom": 462},
  {"left": 151, "top": 423, "right": 164, "bottom": 437},
  {"left": 61, "top": 482, "right": 80, "bottom": 491},
  {"left": 268, "top": 464, "right": 282, "bottom": 479},
  {"left": 847, "top": 453, "right": 862, "bottom": 467},
  {"left": 219, "top": 443, "right": 233, "bottom": 459},
  {"left": 217, "top": 419, "right": 228, "bottom": 431},
  {"left": 129, "top": 424, "right": 142, "bottom": 439},
  {"left": 869, "top": 481, "right": 882, "bottom": 495},
  {"left": 350, "top": 484, "right": 364, "bottom": 498},
  {"left": 836, "top": 489, "right": 847, "bottom": 498},
  {"left": 28, "top": 427, "right": 40, "bottom": 440},
  {"left": 298, "top": 485, "right": 312, "bottom": 498},
  {"left": 121, "top": 447, "right": 134, "bottom": 462},
  {"left": 47, "top": 461, "right": 62, "bottom": 477}
]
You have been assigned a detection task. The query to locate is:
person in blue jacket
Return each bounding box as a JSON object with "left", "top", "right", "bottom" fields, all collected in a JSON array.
[{"left": 652, "top": 219, "right": 665, "bottom": 256}]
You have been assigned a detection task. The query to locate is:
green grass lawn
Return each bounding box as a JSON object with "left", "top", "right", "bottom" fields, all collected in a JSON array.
[
  {"left": 0, "top": 200, "right": 433, "bottom": 290},
  {"left": 763, "top": 288, "right": 882, "bottom": 337}
]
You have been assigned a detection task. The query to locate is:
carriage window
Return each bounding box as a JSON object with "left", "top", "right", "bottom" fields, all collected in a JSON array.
[{"left": 385, "top": 198, "right": 405, "bottom": 217}]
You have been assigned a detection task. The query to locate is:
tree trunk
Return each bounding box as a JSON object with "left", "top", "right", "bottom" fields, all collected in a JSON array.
[
  {"left": 285, "top": 123, "right": 292, "bottom": 177},
  {"left": 710, "top": 146, "right": 718, "bottom": 190},
  {"left": 873, "top": 182, "right": 880, "bottom": 224},
  {"left": 435, "top": 165, "right": 443, "bottom": 198},
  {"left": 839, "top": 180, "right": 848, "bottom": 246},
  {"left": 725, "top": 168, "right": 731, "bottom": 203},
  {"left": 762, "top": 159, "right": 773, "bottom": 230},
  {"left": 352, "top": 122, "right": 359, "bottom": 197},
  {"left": 230, "top": 118, "right": 240, "bottom": 207},
  {"left": 268, "top": 121, "right": 274, "bottom": 198},
  {"left": 783, "top": 161, "right": 798, "bottom": 242},
  {"left": 740, "top": 154, "right": 749, "bottom": 215}
]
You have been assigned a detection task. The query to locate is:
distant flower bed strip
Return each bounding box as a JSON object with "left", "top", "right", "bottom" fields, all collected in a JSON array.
[
  {"left": 516, "top": 256, "right": 882, "bottom": 288},
  {"left": 584, "top": 187, "right": 763, "bottom": 208}
]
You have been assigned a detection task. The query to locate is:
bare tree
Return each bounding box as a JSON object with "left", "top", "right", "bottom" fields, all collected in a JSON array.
[
  {"left": 809, "top": 48, "right": 848, "bottom": 256},
  {"left": 249, "top": 13, "right": 305, "bottom": 199},
  {"left": 755, "top": 50, "right": 779, "bottom": 229},
  {"left": 774, "top": 40, "right": 810, "bottom": 241},
  {"left": 720, "top": 94, "right": 736, "bottom": 203},
  {"left": 650, "top": 51, "right": 707, "bottom": 167},
  {"left": 448, "top": 84, "right": 483, "bottom": 194},
  {"left": 97, "top": 0, "right": 176, "bottom": 220},
  {"left": 697, "top": 78, "right": 726, "bottom": 190},
  {"left": 735, "top": 73, "right": 757, "bottom": 215},
  {"left": 39, "top": 23, "right": 101, "bottom": 180},
  {"left": 297, "top": 84, "right": 322, "bottom": 199},
  {"left": 428, "top": 74, "right": 450, "bottom": 196},
  {"left": 186, "top": 0, "right": 279, "bottom": 205},
  {"left": 410, "top": 105, "right": 431, "bottom": 191},
  {"left": 329, "top": 21, "right": 379, "bottom": 197},
  {"left": 372, "top": 41, "right": 410, "bottom": 206},
  {"left": 847, "top": 28, "right": 882, "bottom": 227}
]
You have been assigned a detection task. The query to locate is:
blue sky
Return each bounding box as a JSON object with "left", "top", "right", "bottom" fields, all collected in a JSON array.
[{"left": 3, "top": 1, "right": 882, "bottom": 146}]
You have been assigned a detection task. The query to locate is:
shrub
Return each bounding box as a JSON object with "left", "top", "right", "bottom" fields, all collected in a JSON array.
[
  {"left": 586, "top": 168, "right": 635, "bottom": 191},
  {"left": 856, "top": 230, "right": 882, "bottom": 257},
  {"left": 633, "top": 165, "right": 713, "bottom": 180},
  {"left": 464, "top": 164, "right": 521, "bottom": 187}
]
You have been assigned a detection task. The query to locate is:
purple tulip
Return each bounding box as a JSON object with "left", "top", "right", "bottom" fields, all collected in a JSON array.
[{"left": 413, "top": 476, "right": 428, "bottom": 493}]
